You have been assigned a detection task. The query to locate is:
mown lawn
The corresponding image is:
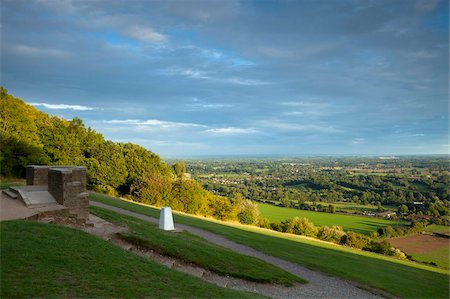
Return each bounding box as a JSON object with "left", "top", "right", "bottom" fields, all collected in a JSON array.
[
  {"left": 258, "top": 202, "right": 404, "bottom": 234},
  {"left": 0, "top": 220, "right": 261, "bottom": 298},
  {"left": 89, "top": 193, "right": 450, "bottom": 299},
  {"left": 91, "top": 206, "right": 304, "bottom": 285}
]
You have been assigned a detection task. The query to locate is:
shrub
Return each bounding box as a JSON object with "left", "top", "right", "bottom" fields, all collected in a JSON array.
[
  {"left": 237, "top": 199, "right": 260, "bottom": 225},
  {"left": 283, "top": 217, "right": 318, "bottom": 237},
  {"left": 258, "top": 217, "right": 271, "bottom": 229},
  {"left": 340, "top": 232, "right": 370, "bottom": 249},
  {"left": 317, "top": 225, "right": 345, "bottom": 242}
]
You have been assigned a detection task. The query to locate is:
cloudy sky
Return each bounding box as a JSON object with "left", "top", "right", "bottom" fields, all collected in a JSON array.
[{"left": 2, "top": 0, "right": 448, "bottom": 157}]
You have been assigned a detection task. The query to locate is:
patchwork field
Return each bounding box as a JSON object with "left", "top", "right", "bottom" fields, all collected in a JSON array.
[
  {"left": 257, "top": 202, "right": 405, "bottom": 234},
  {"left": 390, "top": 234, "right": 450, "bottom": 269}
]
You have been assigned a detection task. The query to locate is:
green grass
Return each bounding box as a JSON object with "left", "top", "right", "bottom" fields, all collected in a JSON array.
[
  {"left": 89, "top": 192, "right": 450, "bottom": 298},
  {"left": 91, "top": 206, "right": 304, "bottom": 286},
  {"left": 411, "top": 247, "right": 450, "bottom": 269},
  {"left": 0, "top": 220, "right": 261, "bottom": 298},
  {"left": 258, "top": 202, "right": 404, "bottom": 234},
  {"left": 423, "top": 224, "right": 450, "bottom": 234},
  {"left": 304, "top": 201, "right": 381, "bottom": 214},
  {"left": 0, "top": 177, "right": 25, "bottom": 189}
]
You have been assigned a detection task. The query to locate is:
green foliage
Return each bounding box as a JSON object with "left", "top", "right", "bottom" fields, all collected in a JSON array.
[
  {"left": 0, "top": 89, "right": 49, "bottom": 176},
  {"left": 340, "top": 232, "right": 371, "bottom": 249},
  {"left": 317, "top": 225, "right": 345, "bottom": 242},
  {"left": 235, "top": 194, "right": 260, "bottom": 225},
  {"left": 282, "top": 217, "right": 318, "bottom": 237},
  {"left": 172, "top": 161, "right": 186, "bottom": 178}
]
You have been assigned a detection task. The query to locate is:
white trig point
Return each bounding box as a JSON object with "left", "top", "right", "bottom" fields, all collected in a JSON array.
[{"left": 159, "top": 207, "right": 175, "bottom": 231}]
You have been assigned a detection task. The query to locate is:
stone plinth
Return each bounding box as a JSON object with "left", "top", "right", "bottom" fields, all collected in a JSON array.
[
  {"left": 159, "top": 207, "right": 175, "bottom": 231},
  {"left": 26, "top": 165, "right": 50, "bottom": 186},
  {"left": 48, "top": 166, "right": 89, "bottom": 223}
]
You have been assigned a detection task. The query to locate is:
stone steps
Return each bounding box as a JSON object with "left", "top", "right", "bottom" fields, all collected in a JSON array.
[{"left": 2, "top": 189, "right": 18, "bottom": 199}]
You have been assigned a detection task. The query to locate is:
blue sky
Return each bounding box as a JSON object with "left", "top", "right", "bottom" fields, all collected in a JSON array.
[{"left": 2, "top": 0, "right": 448, "bottom": 157}]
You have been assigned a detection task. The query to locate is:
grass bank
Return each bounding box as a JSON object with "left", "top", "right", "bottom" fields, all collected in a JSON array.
[
  {"left": 91, "top": 206, "right": 304, "bottom": 285},
  {"left": 89, "top": 193, "right": 449, "bottom": 298},
  {"left": 0, "top": 220, "right": 261, "bottom": 298}
]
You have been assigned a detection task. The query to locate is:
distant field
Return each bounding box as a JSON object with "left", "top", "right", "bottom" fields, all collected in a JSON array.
[
  {"left": 258, "top": 202, "right": 405, "bottom": 234},
  {"left": 423, "top": 224, "right": 450, "bottom": 235},
  {"left": 303, "top": 201, "right": 381, "bottom": 214},
  {"left": 390, "top": 234, "right": 449, "bottom": 269}
]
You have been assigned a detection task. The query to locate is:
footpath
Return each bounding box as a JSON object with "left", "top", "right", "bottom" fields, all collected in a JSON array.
[{"left": 91, "top": 201, "right": 386, "bottom": 299}]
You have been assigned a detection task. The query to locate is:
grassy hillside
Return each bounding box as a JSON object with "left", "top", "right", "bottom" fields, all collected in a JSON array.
[
  {"left": 0, "top": 220, "right": 260, "bottom": 298},
  {"left": 91, "top": 206, "right": 304, "bottom": 285},
  {"left": 258, "top": 202, "right": 404, "bottom": 234},
  {"left": 90, "top": 193, "right": 450, "bottom": 299}
]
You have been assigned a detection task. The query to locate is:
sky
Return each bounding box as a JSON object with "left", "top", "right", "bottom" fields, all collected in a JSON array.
[{"left": 2, "top": 0, "right": 449, "bottom": 157}]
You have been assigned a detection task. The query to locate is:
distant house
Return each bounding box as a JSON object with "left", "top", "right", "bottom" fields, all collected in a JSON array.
[{"left": 377, "top": 211, "right": 396, "bottom": 218}]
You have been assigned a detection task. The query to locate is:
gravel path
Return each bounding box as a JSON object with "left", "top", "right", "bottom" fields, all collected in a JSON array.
[{"left": 91, "top": 201, "right": 388, "bottom": 298}]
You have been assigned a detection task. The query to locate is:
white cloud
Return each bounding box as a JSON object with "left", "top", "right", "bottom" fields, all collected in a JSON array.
[
  {"left": 352, "top": 138, "right": 366, "bottom": 144},
  {"left": 257, "top": 119, "right": 341, "bottom": 133},
  {"left": 28, "top": 102, "right": 95, "bottom": 111},
  {"left": 284, "top": 111, "right": 304, "bottom": 116},
  {"left": 103, "top": 119, "right": 206, "bottom": 129},
  {"left": 162, "top": 68, "right": 211, "bottom": 79},
  {"left": 126, "top": 25, "right": 168, "bottom": 44},
  {"left": 205, "top": 127, "right": 258, "bottom": 135},
  {"left": 187, "top": 98, "right": 234, "bottom": 110},
  {"left": 226, "top": 77, "right": 267, "bottom": 86},
  {"left": 14, "top": 45, "right": 69, "bottom": 57},
  {"left": 162, "top": 68, "right": 267, "bottom": 85}
]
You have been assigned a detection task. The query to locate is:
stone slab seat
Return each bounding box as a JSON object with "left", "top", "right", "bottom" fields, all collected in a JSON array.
[{"left": 16, "top": 189, "right": 58, "bottom": 207}]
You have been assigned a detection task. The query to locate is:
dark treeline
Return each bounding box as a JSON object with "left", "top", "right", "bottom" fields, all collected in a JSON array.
[{"left": 0, "top": 87, "right": 257, "bottom": 223}]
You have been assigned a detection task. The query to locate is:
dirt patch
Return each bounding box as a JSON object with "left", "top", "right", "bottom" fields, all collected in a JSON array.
[{"left": 390, "top": 234, "right": 449, "bottom": 254}]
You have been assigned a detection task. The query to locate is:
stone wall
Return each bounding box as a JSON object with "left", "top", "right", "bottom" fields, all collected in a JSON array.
[
  {"left": 46, "top": 166, "right": 89, "bottom": 223},
  {"left": 26, "top": 165, "right": 50, "bottom": 185}
]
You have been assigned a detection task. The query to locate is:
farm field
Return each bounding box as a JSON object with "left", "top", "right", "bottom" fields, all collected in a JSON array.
[
  {"left": 257, "top": 202, "right": 404, "bottom": 234},
  {"left": 423, "top": 224, "right": 450, "bottom": 235},
  {"left": 90, "top": 193, "right": 449, "bottom": 298},
  {"left": 390, "top": 234, "right": 450, "bottom": 269},
  {"left": 0, "top": 220, "right": 259, "bottom": 298}
]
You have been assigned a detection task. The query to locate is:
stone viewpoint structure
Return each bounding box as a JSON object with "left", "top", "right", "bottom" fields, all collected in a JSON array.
[{"left": 2, "top": 165, "right": 89, "bottom": 225}]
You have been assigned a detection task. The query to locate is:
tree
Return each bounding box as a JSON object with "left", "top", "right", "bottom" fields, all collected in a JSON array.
[
  {"left": 328, "top": 204, "right": 336, "bottom": 213},
  {"left": 281, "top": 195, "right": 291, "bottom": 208},
  {"left": 172, "top": 161, "right": 186, "bottom": 178},
  {"left": 398, "top": 204, "right": 409, "bottom": 214}
]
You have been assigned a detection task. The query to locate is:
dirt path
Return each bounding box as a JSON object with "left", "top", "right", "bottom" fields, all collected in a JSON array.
[{"left": 91, "top": 201, "right": 387, "bottom": 298}]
